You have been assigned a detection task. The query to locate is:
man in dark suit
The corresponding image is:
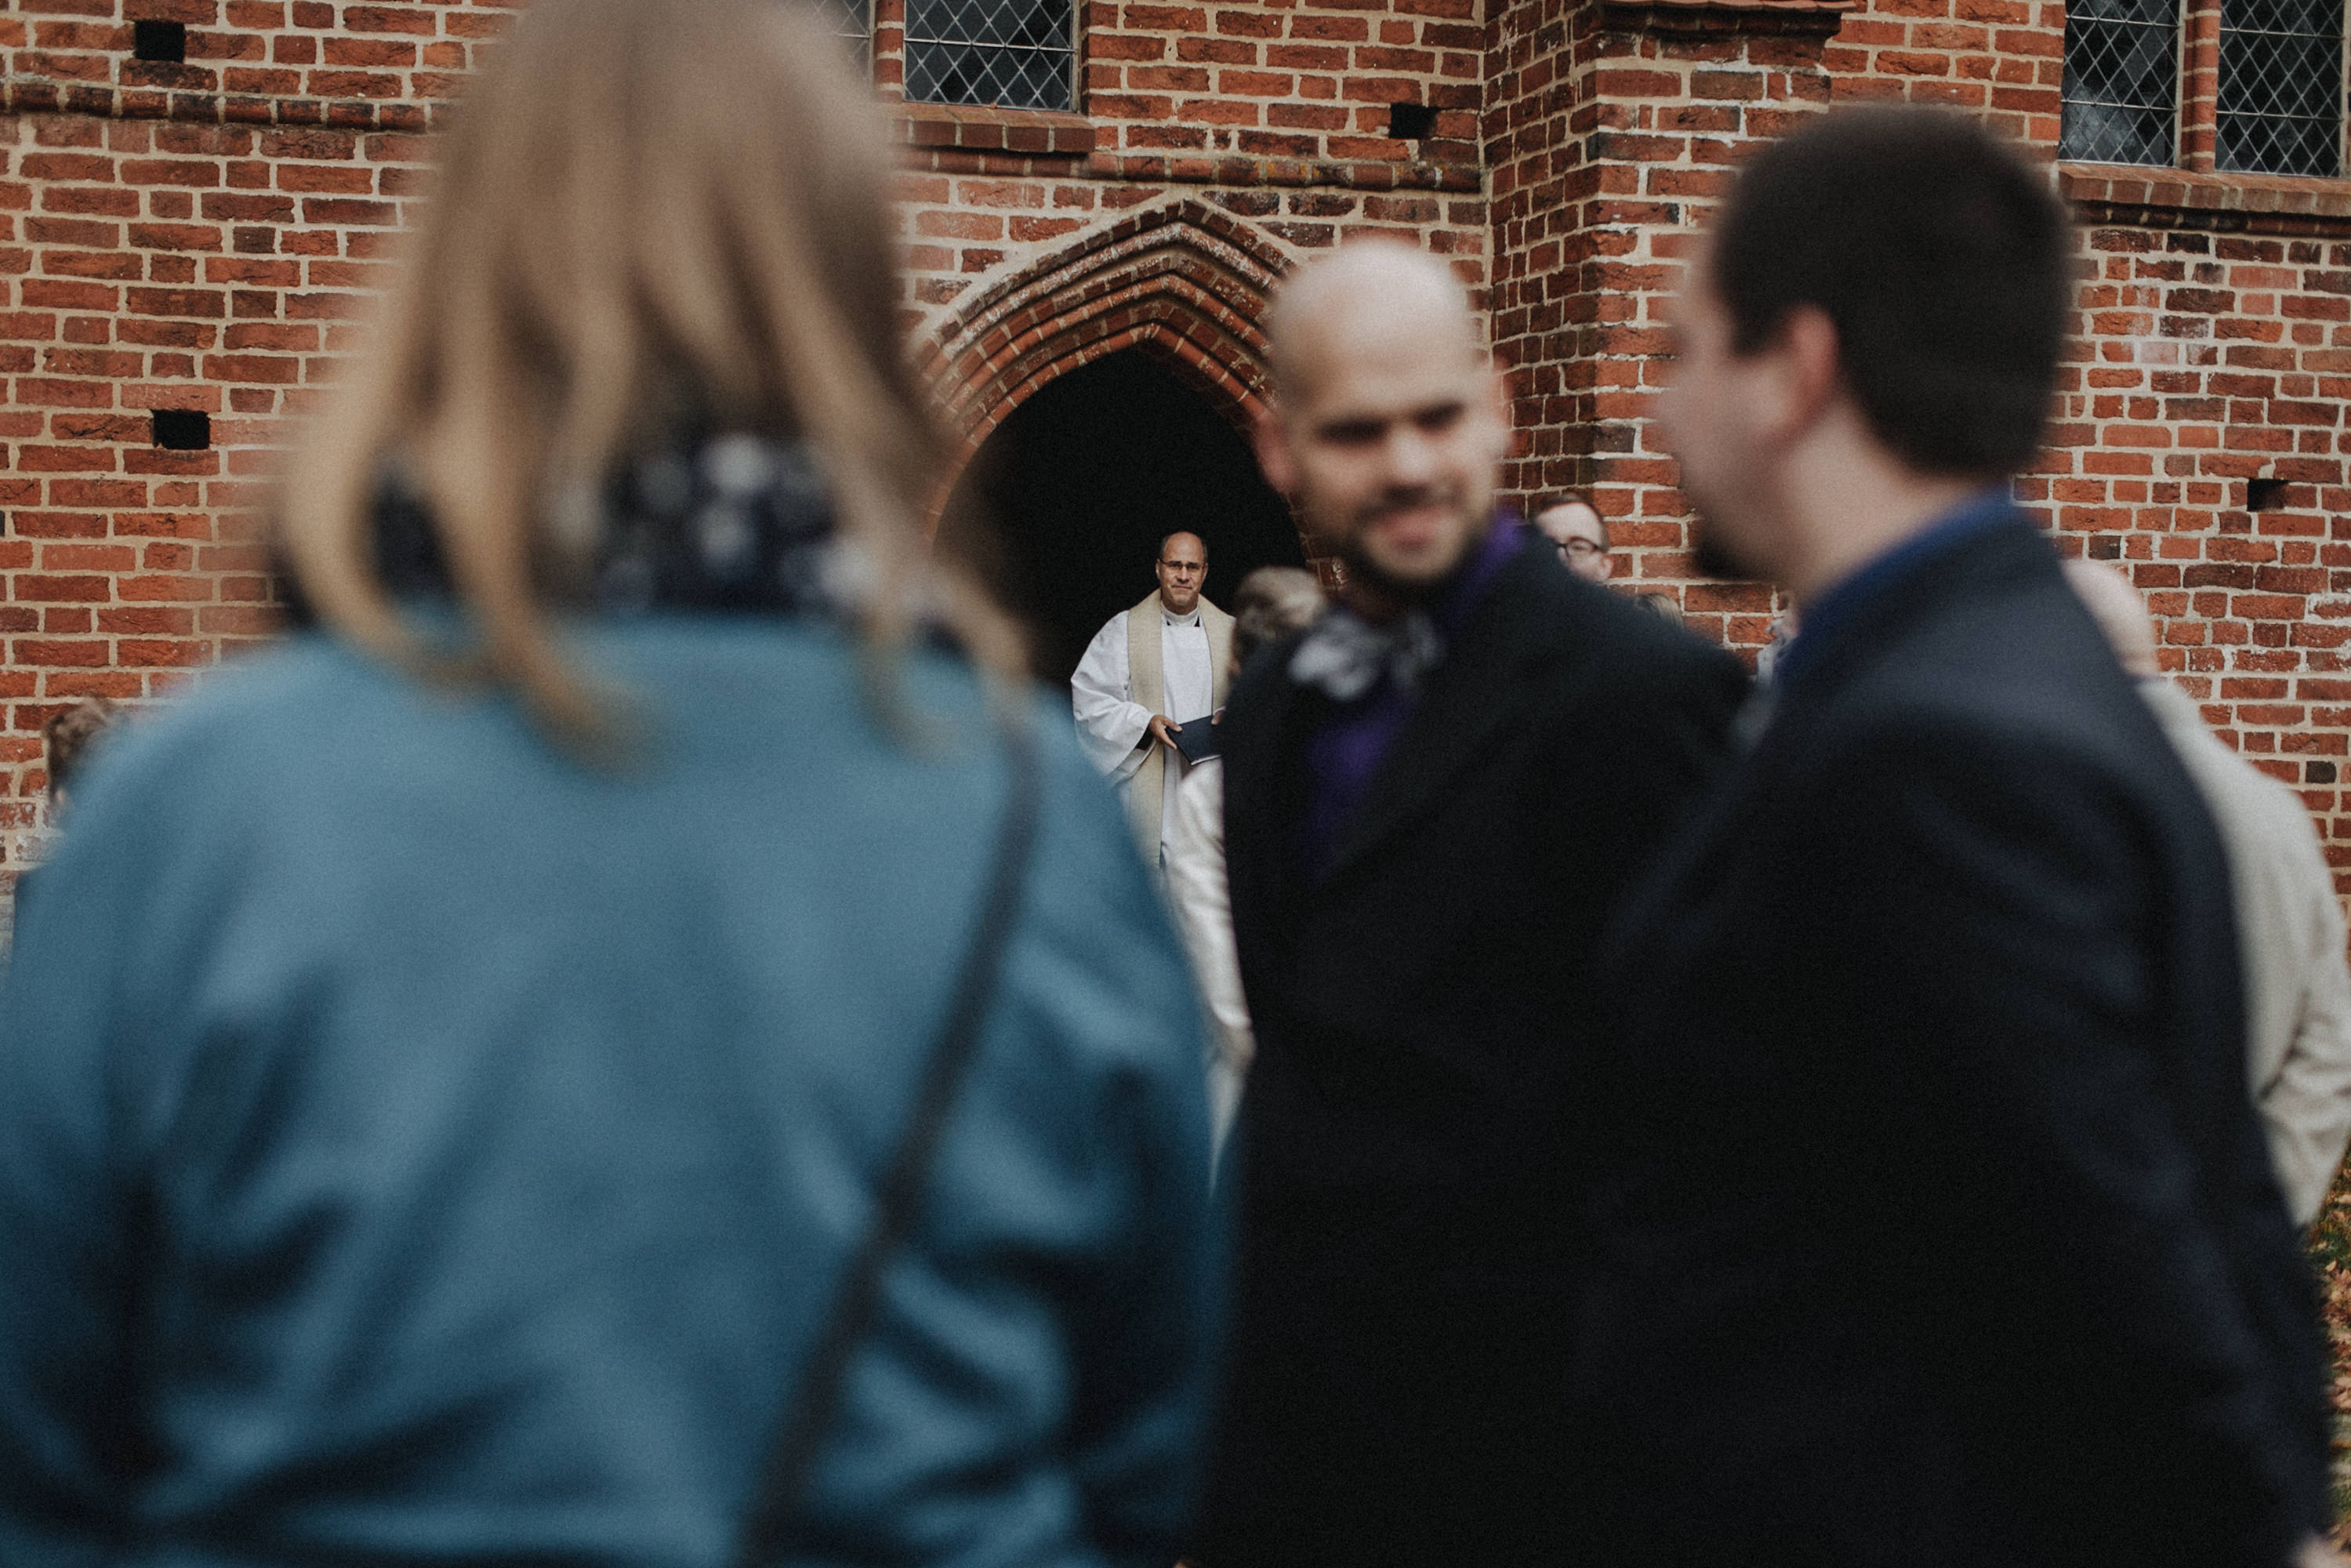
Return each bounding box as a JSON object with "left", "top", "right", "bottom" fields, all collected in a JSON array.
[
  {"left": 1573, "top": 107, "right": 2335, "bottom": 1566},
  {"left": 1197, "top": 242, "right": 1748, "bottom": 1566}
]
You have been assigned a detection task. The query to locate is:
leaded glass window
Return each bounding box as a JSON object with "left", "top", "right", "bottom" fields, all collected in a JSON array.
[
  {"left": 807, "top": 0, "right": 871, "bottom": 58},
  {"left": 905, "top": 0, "right": 1076, "bottom": 111},
  {"left": 2062, "top": 0, "right": 2181, "bottom": 165},
  {"left": 2217, "top": 0, "right": 2345, "bottom": 176}
]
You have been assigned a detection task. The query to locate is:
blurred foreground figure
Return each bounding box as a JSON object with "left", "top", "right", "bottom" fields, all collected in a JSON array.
[
  {"left": 2067, "top": 559, "right": 2351, "bottom": 1227},
  {"left": 1575, "top": 107, "right": 2332, "bottom": 1566},
  {"left": 1163, "top": 564, "right": 1326, "bottom": 1155},
  {"left": 1198, "top": 243, "right": 1746, "bottom": 1568},
  {"left": 0, "top": 2, "right": 1219, "bottom": 1563}
]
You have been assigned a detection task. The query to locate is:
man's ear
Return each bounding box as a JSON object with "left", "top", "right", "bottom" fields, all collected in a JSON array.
[
  {"left": 1771, "top": 303, "right": 1844, "bottom": 441},
  {"left": 1253, "top": 405, "right": 1298, "bottom": 495}
]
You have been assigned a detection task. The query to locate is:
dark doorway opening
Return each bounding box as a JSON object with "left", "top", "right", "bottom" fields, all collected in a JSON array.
[{"left": 941, "top": 349, "right": 1304, "bottom": 688}]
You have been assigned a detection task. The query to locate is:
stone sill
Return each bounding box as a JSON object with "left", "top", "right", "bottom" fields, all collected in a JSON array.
[
  {"left": 891, "top": 103, "right": 1095, "bottom": 159},
  {"left": 2059, "top": 162, "right": 2351, "bottom": 226}
]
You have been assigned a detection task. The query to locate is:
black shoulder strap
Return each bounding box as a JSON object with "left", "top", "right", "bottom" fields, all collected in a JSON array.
[{"left": 731, "top": 713, "right": 1044, "bottom": 1568}]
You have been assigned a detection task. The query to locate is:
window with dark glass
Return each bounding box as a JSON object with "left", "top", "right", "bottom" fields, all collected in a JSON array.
[
  {"left": 2061, "top": 0, "right": 2182, "bottom": 165},
  {"left": 2217, "top": 0, "right": 2345, "bottom": 176},
  {"left": 904, "top": 0, "right": 1076, "bottom": 111}
]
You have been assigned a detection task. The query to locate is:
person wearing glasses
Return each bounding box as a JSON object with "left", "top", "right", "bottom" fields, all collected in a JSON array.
[
  {"left": 1532, "top": 492, "right": 1613, "bottom": 584},
  {"left": 1070, "top": 531, "right": 1238, "bottom": 870}
]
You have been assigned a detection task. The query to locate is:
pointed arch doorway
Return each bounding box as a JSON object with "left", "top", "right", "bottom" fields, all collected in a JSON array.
[{"left": 941, "top": 350, "right": 1309, "bottom": 687}]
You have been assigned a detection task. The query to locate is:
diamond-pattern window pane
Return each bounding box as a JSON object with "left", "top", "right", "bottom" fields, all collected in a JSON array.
[
  {"left": 809, "top": 0, "right": 871, "bottom": 48},
  {"left": 905, "top": 0, "right": 1074, "bottom": 110},
  {"left": 2218, "top": 0, "right": 2345, "bottom": 176},
  {"left": 789, "top": 0, "right": 871, "bottom": 62},
  {"left": 2061, "top": 0, "right": 2179, "bottom": 165}
]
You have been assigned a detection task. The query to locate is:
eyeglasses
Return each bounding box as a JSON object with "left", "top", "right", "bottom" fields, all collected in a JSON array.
[{"left": 1557, "top": 539, "right": 1605, "bottom": 560}]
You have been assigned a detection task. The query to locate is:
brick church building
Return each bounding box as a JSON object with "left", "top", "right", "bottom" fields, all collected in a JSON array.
[{"left": 0, "top": 0, "right": 2343, "bottom": 898}]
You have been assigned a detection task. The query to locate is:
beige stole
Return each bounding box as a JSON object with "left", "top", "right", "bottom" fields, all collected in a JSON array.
[{"left": 1124, "top": 590, "right": 1235, "bottom": 855}]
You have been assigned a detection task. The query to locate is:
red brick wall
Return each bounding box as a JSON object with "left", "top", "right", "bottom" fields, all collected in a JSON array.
[
  {"left": 1485, "top": 0, "right": 1846, "bottom": 652},
  {"left": 882, "top": 0, "right": 1496, "bottom": 412},
  {"left": 0, "top": 0, "right": 2348, "bottom": 903},
  {"left": 2052, "top": 202, "right": 2351, "bottom": 826},
  {"left": 0, "top": 0, "right": 498, "bottom": 884},
  {"left": 0, "top": 0, "right": 1496, "bottom": 899}
]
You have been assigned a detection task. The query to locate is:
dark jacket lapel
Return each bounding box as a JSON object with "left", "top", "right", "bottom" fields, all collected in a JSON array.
[
  {"left": 1316, "top": 539, "right": 1554, "bottom": 887},
  {"left": 1608, "top": 517, "right": 2055, "bottom": 959}
]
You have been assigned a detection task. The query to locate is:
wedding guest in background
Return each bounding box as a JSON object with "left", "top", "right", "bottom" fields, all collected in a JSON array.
[
  {"left": 1754, "top": 604, "right": 1798, "bottom": 684},
  {"left": 1070, "top": 531, "right": 1236, "bottom": 871},
  {"left": 1532, "top": 491, "right": 1613, "bottom": 584},
  {"left": 1163, "top": 564, "right": 1325, "bottom": 1156},
  {"left": 12, "top": 697, "right": 121, "bottom": 930},
  {"left": 2067, "top": 557, "right": 2351, "bottom": 1229},
  {"left": 40, "top": 697, "right": 116, "bottom": 827},
  {"left": 1634, "top": 591, "right": 1683, "bottom": 626}
]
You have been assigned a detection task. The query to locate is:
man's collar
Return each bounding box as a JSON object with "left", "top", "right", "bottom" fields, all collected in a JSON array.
[
  {"left": 1773, "top": 486, "right": 2015, "bottom": 692},
  {"left": 1159, "top": 600, "right": 1203, "bottom": 626}
]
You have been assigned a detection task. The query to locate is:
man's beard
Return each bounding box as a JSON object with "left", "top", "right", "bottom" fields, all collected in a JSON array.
[{"left": 1329, "top": 488, "right": 1479, "bottom": 603}]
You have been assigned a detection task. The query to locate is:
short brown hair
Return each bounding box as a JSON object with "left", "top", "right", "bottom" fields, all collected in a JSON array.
[
  {"left": 1710, "top": 107, "right": 2069, "bottom": 477},
  {"left": 44, "top": 698, "right": 117, "bottom": 801},
  {"left": 1232, "top": 566, "right": 1325, "bottom": 666},
  {"left": 1533, "top": 493, "right": 1606, "bottom": 550}
]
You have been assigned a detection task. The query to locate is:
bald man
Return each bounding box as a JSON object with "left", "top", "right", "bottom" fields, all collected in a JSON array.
[
  {"left": 1069, "top": 529, "right": 1235, "bottom": 867},
  {"left": 2066, "top": 560, "right": 2351, "bottom": 1227},
  {"left": 1199, "top": 242, "right": 1748, "bottom": 1568}
]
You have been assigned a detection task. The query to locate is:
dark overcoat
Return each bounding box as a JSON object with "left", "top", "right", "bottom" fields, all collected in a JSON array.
[
  {"left": 1573, "top": 515, "right": 2331, "bottom": 1566},
  {"left": 1199, "top": 530, "right": 1749, "bottom": 1567}
]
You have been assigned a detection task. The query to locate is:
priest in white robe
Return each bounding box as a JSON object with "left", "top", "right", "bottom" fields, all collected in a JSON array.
[{"left": 1070, "top": 530, "right": 1235, "bottom": 869}]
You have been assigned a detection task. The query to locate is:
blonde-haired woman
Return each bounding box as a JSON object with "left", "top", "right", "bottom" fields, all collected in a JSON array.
[{"left": 0, "top": 1, "right": 1219, "bottom": 1563}]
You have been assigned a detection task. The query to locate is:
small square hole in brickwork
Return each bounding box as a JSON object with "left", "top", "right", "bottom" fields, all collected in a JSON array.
[
  {"left": 2309, "top": 760, "right": 2338, "bottom": 784},
  {"left": 152, "top": 408, "right": 209, "bottom": 451},
  {"left": 2248, "top": 476, "right": 2289, "bottom": 510},
  {"left": 1388, "top": 103, "right": 1439, "bottom": 140},
  {"left": 2087, "top": 535, "right": 2123, "bottom": 560},
  {"left": 132, "top": 20, "right": 187, "bottom": 64}
]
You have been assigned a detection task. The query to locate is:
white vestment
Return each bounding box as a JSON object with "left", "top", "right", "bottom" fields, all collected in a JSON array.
[
  {"left": 1164, "top": 757, "right": 1249, "bottom": 1159},
  {"left": 1071, "top": 601, "right": 1216, "bottom": 861}
]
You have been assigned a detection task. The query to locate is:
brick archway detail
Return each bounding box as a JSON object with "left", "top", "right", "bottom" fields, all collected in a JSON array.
[{"left": 919, "top": 198, "right": 1293, "bottom": 496}]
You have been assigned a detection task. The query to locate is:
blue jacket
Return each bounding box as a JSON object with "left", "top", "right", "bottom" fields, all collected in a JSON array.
[{"left": 0, "top": 619, "right": 1221, "bottom": 1568}]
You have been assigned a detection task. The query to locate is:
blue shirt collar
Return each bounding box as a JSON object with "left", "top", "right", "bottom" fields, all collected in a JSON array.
[{"left": 1773, "top": 486, "right": 2017, "bottom": 692}]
